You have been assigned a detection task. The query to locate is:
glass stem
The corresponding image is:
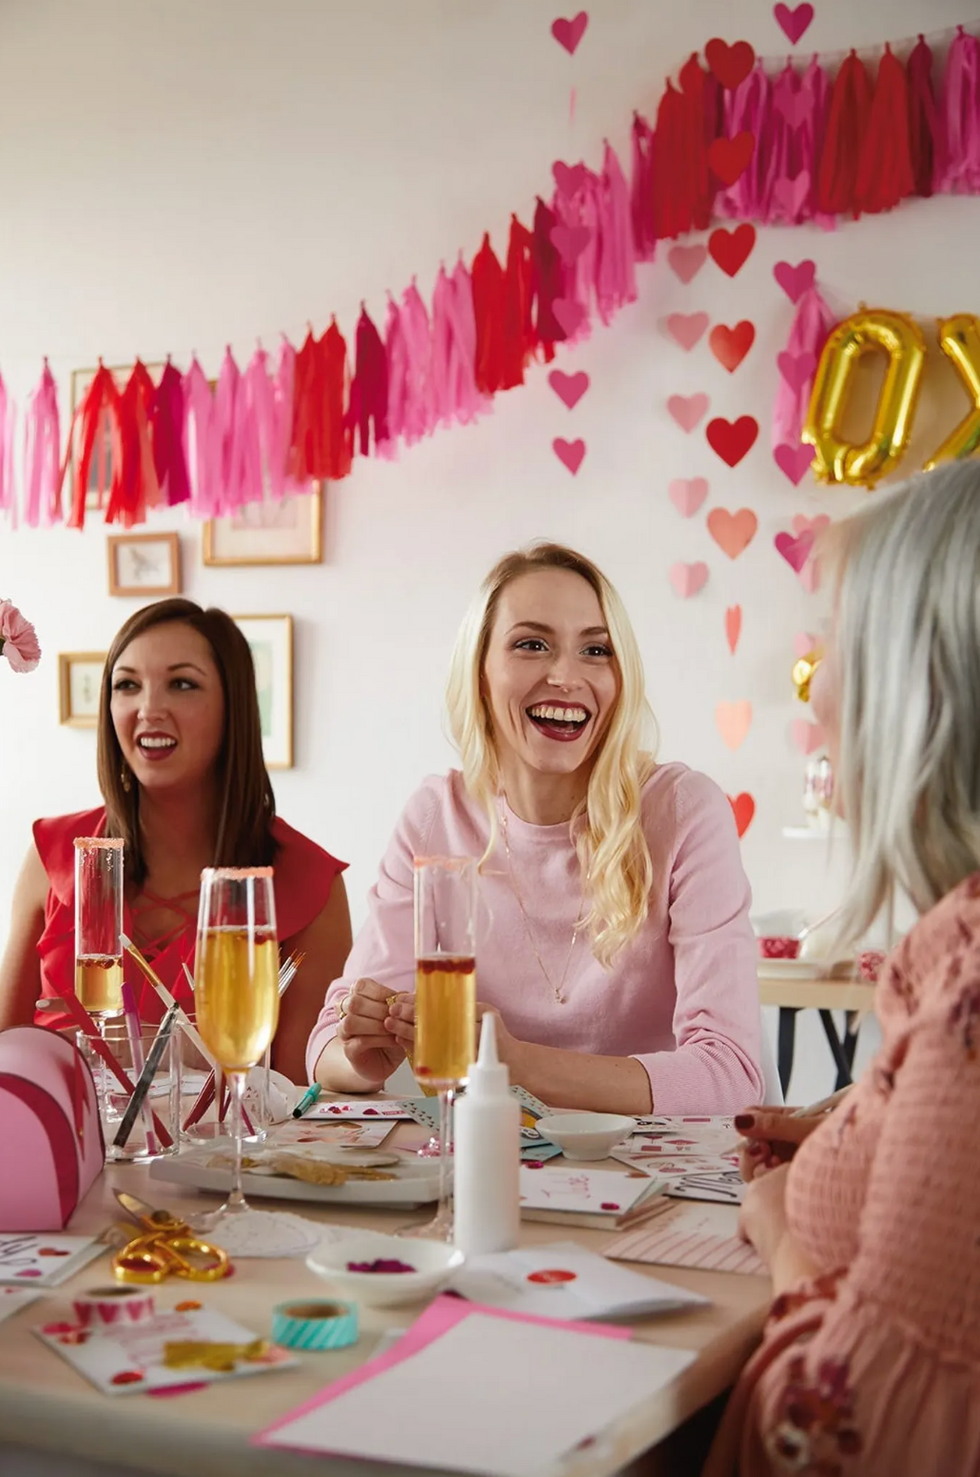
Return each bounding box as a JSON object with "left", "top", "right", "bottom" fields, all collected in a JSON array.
[
  {"left": 228, "top": 1070, "right": 248, "bottom": 1213},
  {"left": 97, "top": 1018, "right": 109, "bottom": 1117},
  {"left": 437, "top": 1087, "right": 454, "bottom": 1219}
]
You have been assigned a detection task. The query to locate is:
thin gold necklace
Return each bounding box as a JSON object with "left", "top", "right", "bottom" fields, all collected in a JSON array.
[{"left": 499, "top": 804, "right": 584, "bottom": 1005}]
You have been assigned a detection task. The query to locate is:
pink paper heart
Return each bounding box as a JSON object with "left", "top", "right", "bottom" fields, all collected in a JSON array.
[
  {"left": 791, "top": 718, "right": 825, "bottom": 755},
  {"left": 774, "top": 87, "right": 808, "bottom": 128},
  {"left": 668, "top": 477, "right": 709, "bottom": 518},
  {"left": 667, "top": 393, "right": 710, "bottom": 433},
  {"left": 799, "top": 558, "right": 821, "bottom": 593},
  {"left": 773, "top": 441, "right": 816, "bottom": 486},
  {"left": 793, "top": 631, "right": 817, "bottom": 658},
  {"left": 773, "top": 259, "right": 816, "bottom": 303},
  {"left": 667, "top": 244, "right": 708, "bottom": 284},
  {"left": 707, "top": 507, "right": 758, "bottom": 560},
  {"left": 777, "top": 352, "right": 816, "bottom": 393},
  {"left": 773, "top": 171, "right": 810, "bottom": 219},
  {"left": 669, "top": 562, "right": 709, "bottom": 599},
  {"left": 551, "top": 224, "right": 592, "bottom": 262},
  {"left": 666, "top": 312, "right": 709, "bottom": 351},
  {"left": 553, "top": 298, "right": 587, "bottom": 337},
  {"left": 553, "top": 437, "right": 586, "bottom": 474},
  {"left": 551, "top": 10, "right": 589, "bottom": 54},
  {"left": 774, "top": 3, "right": 815, "bottom": 45},
  {"left": 552, "top": 160, "right": 587, "bottom": 197},
  {"left": 775, "top": 529, "right": 815, "bottom": 573},
  {"left": 548, "top": 369, "right": 589, "bottom": 409},
  {"left": 792, "top": 513, "right": 831, "bottom": 538},
  {"left": 715, "top": 699, "right": 752, "bottom": 751},
  {"left": 725, "top": 605, "right": 742, "bottom": 655}
]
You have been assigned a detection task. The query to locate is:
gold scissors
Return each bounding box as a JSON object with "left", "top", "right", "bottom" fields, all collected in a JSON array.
[{"left": 107, "top": 1190, "right": 230, "bottom": 1286}]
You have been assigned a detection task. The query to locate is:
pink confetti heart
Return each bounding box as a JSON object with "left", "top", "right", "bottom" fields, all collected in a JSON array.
[
  {"left": 667, "top": 393, "right": 710, "bottom": 433},
  {"left": 600, "top": 1202, "right": 620, "bottom": 1211},
  {"left": 793, "top": 631, "right": 817, "bottom": 658},
  {"left": 669, "top": 561, "right": 709, "bottom": 599},
  {"left": 791, "top": 718, "right": 825, "bottom": 755},
  {"left": 773, "top": 259, "right": 816, "bottom": 303},
  {"left": 551, "top": 10, "right": 589, "bottom": 54},
  {"left": 667, "top": 243, "right": 708, "bottom": 284},
  {"left": 665, "top": 312, "right": 709, "bottom": 351},
  {"left": 774, "top": 3, "right": 815, "bottom": 45},
  {"left": 552, "top": 160, "right": 588, "bottom": 197},
  {"left": 553, "top": 298, "right": 587, "bottom": 337},
  {"left": 792, "top": 513, "right": 830, "bottom": 538},
  {"left": 551, "top": 224, "right": 592, "bottom": 262},
  {"left": 725, "top": 605, "right": 742, "bottom": 654},
  {"left": 773, "top": 171, "right": 811, "bottom": 219},
  {"left": 16, "top": 1270, "right": 42, "bottom": 1278},
  {"left": 548, "top": 369, "right": 589, "bottom": 409},
  {"left": 777, "top": 352, "right": 816, "bottom": 393},
  {"left": 773, "top": 441, "right": 816, "bottom": 486},
  {"left": 775, "top": 529, "right": 815, "bottom": 573},
  {"left": 774, "top": 86, "right": 809, "bottom": 128},
  {"left": 716, "top": 700, "right": 752, "bottom": 751},
  {"left": 553, "top": 437, "right": 586, "bottom": 474},
  {"left": 668, "top": 477, "right": 708, "bottom": 518}
]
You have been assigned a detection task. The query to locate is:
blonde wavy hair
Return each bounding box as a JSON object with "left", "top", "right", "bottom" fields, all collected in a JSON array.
[{"left": 445, "top": 543, "right": 657, "bottom": 966}]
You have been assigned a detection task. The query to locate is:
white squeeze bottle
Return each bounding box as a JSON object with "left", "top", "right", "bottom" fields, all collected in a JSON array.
[{"left": 453, "top": 1011, "right": 520, "bottom": 1256}]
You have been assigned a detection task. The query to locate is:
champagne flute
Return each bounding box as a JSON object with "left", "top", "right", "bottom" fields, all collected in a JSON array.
[
  {"left": 193, "top": 866, "right": 279, "bottom": 1227},
  {"left": 400, "top": 856, "right": 477, "bottom": 1241},
  {"left": 74, "top": 837, "right": 124, "bottom": 1120}
]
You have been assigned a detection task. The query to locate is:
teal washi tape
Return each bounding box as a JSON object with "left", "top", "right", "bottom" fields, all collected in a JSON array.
[{"left": 272, "top": 1299, "right": 359, "bottom": 1351}]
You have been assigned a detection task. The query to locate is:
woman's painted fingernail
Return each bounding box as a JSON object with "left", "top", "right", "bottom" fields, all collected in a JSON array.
[
  {"left": 747, "top": 1141, "right": 765, "bottom": 1157},
  {"left": 734, "top": 1114, "right": 755, "bottom": 1129}
]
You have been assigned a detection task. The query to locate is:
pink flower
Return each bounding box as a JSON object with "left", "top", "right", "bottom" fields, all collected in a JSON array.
[{"left": 0, "top": 599, "right": 41, "bottom": 672}]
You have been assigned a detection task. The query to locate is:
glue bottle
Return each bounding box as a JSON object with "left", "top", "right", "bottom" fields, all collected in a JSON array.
[{"left": 453, "top": 1011, "right": 520, "bottom": 1256}]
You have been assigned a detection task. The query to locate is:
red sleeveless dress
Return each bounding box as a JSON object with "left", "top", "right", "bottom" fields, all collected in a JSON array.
[{"left": 33, "top": 806, "right": 346, "bottom": 1032}]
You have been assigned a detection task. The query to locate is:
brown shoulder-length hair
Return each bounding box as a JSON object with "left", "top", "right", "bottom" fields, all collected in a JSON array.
[{"left": 97, "top": 598, "right": 277, "bottom": 886}]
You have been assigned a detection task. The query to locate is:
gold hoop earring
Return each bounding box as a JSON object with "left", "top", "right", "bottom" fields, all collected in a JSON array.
[{"left": 120, "top": 763, "right": 132, "bottom": 794}]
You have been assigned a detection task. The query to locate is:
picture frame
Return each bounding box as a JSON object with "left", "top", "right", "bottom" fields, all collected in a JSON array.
[
  {"left": 69, "top": 363, "right": 166, "bottom": 512},
  {"left": 231, "top": 615, "right": 294, "bottom": 769},
  {"left": 58, "top": 653, "right": 107, "bottom": 728},
  {"left": 202, "top": 486, "right": 324, "bottom": 567},
  {"left": 107, "top": 532, "right": 181, "bottom": 597}
]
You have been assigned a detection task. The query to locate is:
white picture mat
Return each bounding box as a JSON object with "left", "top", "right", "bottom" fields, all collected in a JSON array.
[
  {"left": 265, "top": 1311, "right": 694, "bottom": 1477},
  {"left": 232, "top": 614, "right": 292, "bottom": 768}
]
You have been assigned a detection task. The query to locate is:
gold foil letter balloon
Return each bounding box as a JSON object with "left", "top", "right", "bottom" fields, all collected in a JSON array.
[
  {"left": 803, "top": 309, "right": 926, "bottom": 487},
  {"left": 924, "top": 314, "right": 980, "bottom": 470}
]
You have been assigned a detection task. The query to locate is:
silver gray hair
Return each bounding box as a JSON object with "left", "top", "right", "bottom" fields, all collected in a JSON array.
[{"left": 831, "top": 460, "right": 980, "bottom": 945}]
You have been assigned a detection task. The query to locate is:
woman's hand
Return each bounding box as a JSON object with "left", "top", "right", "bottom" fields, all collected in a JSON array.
[
  {"left": 734, "top": 1105, "right": 828, "bottom": 1182},
  {"left": 738, "top": 1161, "right": 791, "bottom": 1268},
  {"left": 336, "top": 978, "right": 407, "bottom": 1085},
  {"left": 384, "top": 997, "right": 521, "bottom": 1075}
]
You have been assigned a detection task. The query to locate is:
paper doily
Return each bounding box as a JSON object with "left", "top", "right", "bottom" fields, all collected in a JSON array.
[{"left": 214, "top": 1209, "right": 342, "bottom": 1259}]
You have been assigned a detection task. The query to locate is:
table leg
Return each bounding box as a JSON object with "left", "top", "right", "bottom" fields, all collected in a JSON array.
[
  {"left": 777, "top": 1008, "right": 797, "bottom": 1096},
  {"left": 843, "top": 1011, "right": 860, "bottom": 1077},
  {"left": 818, "top": 1010, "right": 854, "bottom": 1089}
]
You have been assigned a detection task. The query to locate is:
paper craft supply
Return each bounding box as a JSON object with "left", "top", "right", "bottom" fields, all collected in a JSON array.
[
  {"left": 518, "top": 1167, "right": 665, "bottom": 1229},
  {"left": 274, "top": 1119, "right": 396, "bottom": 1150},
  {"left": 452, "top": 1242, "right": 707, "bottom": 1320},
  {"left": 0, "top": 1233, "right": 105, "bottom": 1287},
  {"left": 120, "top": 980, "right": 158, "bottom": 1156},
  {"left": 271, "top": 1300, "right": 359, "bottom": 1351},
  {"left": 0, "top": 1286, "right": 43, "bottom": 1324},
  {"left": 74, "top": 1286, "right": 156, "bottom": 1328},
  {"left": 113, "top": 1000, "right": 180, "bottom": 1150},
  {"left": 631, "top": 1115, "right": 739, "bottom": 1154},
  {"left": 612, "top": 1145, "right": 740, "bottom": 1178},
  {"left": 35, "top": 1305, "right": 298, "bottom": 1396},
  {"left": 301, "top": 1098, "right": 419, "bottom": 1122},
  {"left": 256, "top": 1294, "right": 694, "bottom": 1475},
  {"left": 665, "top": 1170, "right": 745, "bottom": 1205},
  {"left": 604, "top": 1203, "right": 766, "bottom": 1276}
]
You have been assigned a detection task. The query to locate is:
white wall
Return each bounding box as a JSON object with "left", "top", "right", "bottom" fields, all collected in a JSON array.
[{"left": 0, "top": 0, "right": 971, "bottom": 1098}]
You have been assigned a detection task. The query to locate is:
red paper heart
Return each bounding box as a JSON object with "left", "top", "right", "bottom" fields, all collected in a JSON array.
[
  {"left": 706, "top": 416, "right": 759, "bottom": 467},
  {"left": 668, "top": 477, "right": 709, "bottom": 518},
  {"left": 551, "top": 224, "right": 592, "bottom": 262},
  {"left": 705, "top": 38, "right": 756, "bottom": 89},
  {"left": 667, "top": 244, "right": 708, "bottom": 283},
  {"left": 548, "top": 370, "right": 589, "bottom": 409},
  {"left": 667, "top": 393, "right": 710, "bottom": 433},
  {"left": 777, "top": 351, "right": 816, "bottom": 393},
  {"left": 774, "top": 3, "right": 814, "bottom": 44},
  {"left": 772, "top": 259, "right": 816, "bottom": 302},
  {"left": 725, "top": 605, "right": 742, "bottom": 654},
  {"left": 707, "top": 507, "right": 758, "bottom": 559},
  {"left": 708, "top": 224, "right": 756, "bottom": 277},
  {"left": 669, "top": 562, "right": 709, "bottom": 599},
  {"left": 709, "top": 321, "right": 755, "bottom": 372},
  {"left": 774, "top": 529, "right": 815, "bottom": 572},
  {"left": 551, "top": 10, "right": 589, "bottom": 54},
  {"left": 553, "top": 437, "right": 586, "bottom": 474},
  {"left": 553, "top": 298, "right": 587, "bottom": 337},
  {"left": 552, "top": 160, "right": 587, "bottom": 197},
  {"left": 708, "top": 132, "right": 755, "bottom": 185},
  {"left": 728, "top": 792, "right": 755, "bottom": 838},
  {"left": 773, "top": 442, "right": 816, "bottom": 486},
  {"left": 666, "top": 312, "right": 709, "bottom": 351}
]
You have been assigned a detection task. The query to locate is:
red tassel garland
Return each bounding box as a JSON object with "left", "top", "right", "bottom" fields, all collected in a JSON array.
[
  {"left": 289, "top": 322, "right": 352, "bottom": 481},
  {"left": 347, "top": 307, "right": 389, "bottom": 456},
  {"left": 817, "top": 50, "right": 872, "bottom": 218},
  {"left": 531, "top": 198, "right": 566, "bottom": 357},
  {"left": 106, "top": 360, "right": 158, "bottom": 526},
  {"left": 152, "top": 361, "right": 190, "bottom": 505},
  {"left": 67, "top": 362, "right": 121, "bottom": 530},
  {"left": 471, "top": 232, "right": 508, "bottom": 395},
  {"left": 855, "top": 46, "right": 915, "bottom": 215},
  {"left": 630, "top": 112, "right": 656, "bottom": 261},
  {"left": 907, "top": 37, "right": 945, "bottom": 198},
  {"left": 501, "top": 215, "right": 536, "bottom": 389}
]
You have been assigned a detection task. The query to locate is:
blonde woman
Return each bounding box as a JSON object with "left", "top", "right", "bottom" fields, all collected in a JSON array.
[
  {"left": 308, "top": 543, "right": 762, "bottom": 1114},
  {"left": 708, "top": 463, "right": 980, "bottom": 1476}
]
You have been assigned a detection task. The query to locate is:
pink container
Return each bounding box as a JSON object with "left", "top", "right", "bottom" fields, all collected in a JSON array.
[{"left": 0, "top": 1026, "right": 104, "bottom": 1230}]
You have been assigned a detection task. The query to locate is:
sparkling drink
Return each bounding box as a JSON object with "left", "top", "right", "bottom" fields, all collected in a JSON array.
[
  {"left": 74, "top": 955, "right": 124, "bottom": 1017},
  {"left": 195, "top": 929, "right": 280, "bottom": 1072},
  {"left": 414, "top": 954, "right": 476, "bottom": 1088}
]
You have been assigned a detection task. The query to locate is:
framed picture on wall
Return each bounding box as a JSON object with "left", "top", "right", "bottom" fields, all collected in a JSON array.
[
  {"left": 70, "top": 364, "right": 166, "bottom": 512},
  {"left": 58, "top": 652, "right": 107, "bottom": 728},
  {"left": 232, "top": 615, "right": 294, "bottom": 769},
  {"left": 107, "top": 532, "right": 181, "bottom": 597},
  {"left": 202, "top": 486, "right": 324, "bottom": 567}
]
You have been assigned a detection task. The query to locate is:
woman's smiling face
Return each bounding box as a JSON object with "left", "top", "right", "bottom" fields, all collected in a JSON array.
[
  {"left": 110, "top": 621, "right": 225, "bottom": 795},
  {"left": 481, "top": 568, "right": 621, "bottom": 785}
]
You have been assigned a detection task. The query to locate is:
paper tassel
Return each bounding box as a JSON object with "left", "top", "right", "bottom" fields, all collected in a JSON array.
[
  {"left": 501, "top": 216, "right": 536, "bottom": 389},
  {"left": 551, "top": 167, "right": 599, "bottom": 342},
  {"left": 716, "top": 62, "right": 773, "bottom": 220},
  {"left": 183, "top": 358, "right": 218, "bottom": 516},
  {"left": 772, "top": 284, "right": 835, "bottom": 450},
  {"left": 347, "top": 307, "right": 389, "bottom": 456},
  {"left": 67, "top": 362, "right": 120, "bottom": 529},
  {"left": 152, "top": 361, "right": 190, "bottom": 506},
  {"left": 0, "top": 374, "right": 16, "bottom": 525},
  {"left": 531, "top": 198, "right": 566, "bottom": 354},
  {"left": 231, "top": 348, "right": 266, "bottom": 506},
  {"left": 321, "top": 320, "right": 354, "bottom": 479},
  {"left": 818, "top": 50, "right": 872, "bottom": 217},
  {"left": 936, "top": 26, "right": 980, "bottom": 194},
  {"left": 22, "top": 362, "right": 60, "bottom": 528},
  {"left": 266, "top": 339, "right": 312, "bottom": 499},
  {"left": 106, "top": 360, "right": 158, "bottom": 527},
  {"left": 378, "top": 295, "right": 404, "bottom": 459},
  {"left": 855, "top": 46, "right": 915, "bottom": 215},
  {"left": 630, "top": 112, "right": 656, "bottom": 261},
  {"left": 289, "top": 323, "right": 353, "bottom": 484},
  {"left": 907, "top": 37, "right": 945, "bottom": 198},
  {"left": 431, "top": 262, "right": 488, "bottom": 427},
  {"left": 766, "top": 64, "right": 801, "bottom": 225},
  {"left": 472, "top": 233, "right": 508, "bottom": 395},
  {"left": 651, "top": 78, "right": 695, "bottom": 239},
  {"left": 595, "top": 141, "right": 637, "bottom": 323},
  {"left": 678, "top": 53, "right": 717, "bottom": 233},
  {"left": 796, "top": 58, "right": 836, "bottom": 228}
]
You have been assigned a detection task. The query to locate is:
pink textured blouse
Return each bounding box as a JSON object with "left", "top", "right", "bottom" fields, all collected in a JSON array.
[
  {"left": 306, "top": 763, "right": 763, "bottom": 1112},
  {"left": 706, "top": 874, "right": 980, "bottom": 1477}
]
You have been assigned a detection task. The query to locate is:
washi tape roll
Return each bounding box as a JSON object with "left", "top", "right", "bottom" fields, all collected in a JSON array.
[
  {"left": 272, "top": 1299, "right": 358, "bottom": 1351},
  {"left": 73, "top": 1286, "right": 156, "bottom": 1328}
]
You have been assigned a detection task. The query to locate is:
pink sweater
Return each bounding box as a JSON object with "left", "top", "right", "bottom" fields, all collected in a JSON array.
[{"left": 306, "top": 763, "right": 763, "bottom": 1112}]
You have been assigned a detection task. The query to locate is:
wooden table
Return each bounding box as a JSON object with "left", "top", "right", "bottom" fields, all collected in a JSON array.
[
  {"left": 0, "top": 1126, "right": 772, "bottom": 1477},
  {"left": 758, "top": 976, "right": 877, "bottom": 1096}
]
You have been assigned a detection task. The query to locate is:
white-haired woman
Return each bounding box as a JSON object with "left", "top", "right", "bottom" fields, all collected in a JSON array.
[
  {"left": 308, "top": 543, "right": 762, "bottom": 1114},
  {"left": 707, "top": 463, "right": 980, "bottom": 1476}
]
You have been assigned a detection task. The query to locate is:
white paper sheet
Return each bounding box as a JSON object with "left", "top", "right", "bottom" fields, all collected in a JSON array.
[{"left": 452, "top": 1242, "right": 707, "bottom": 1320}]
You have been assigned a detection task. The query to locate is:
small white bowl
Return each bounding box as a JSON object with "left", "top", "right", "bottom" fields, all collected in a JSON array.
[
  {"left": 306, "top": 1231, "right": 464, "bottom": 1308},
  {"left": 536, "top": 1112, "right": 636, "bottom": 1161}
]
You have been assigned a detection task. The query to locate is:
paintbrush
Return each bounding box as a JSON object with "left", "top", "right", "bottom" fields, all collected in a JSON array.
[{"left": 112, "top": 1000, "right": 180, "bottom": 1150}]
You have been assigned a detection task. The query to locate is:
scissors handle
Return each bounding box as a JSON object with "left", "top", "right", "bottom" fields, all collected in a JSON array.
[{"left": 111, "top": 1222, "right": 229, "bottom": 1285}]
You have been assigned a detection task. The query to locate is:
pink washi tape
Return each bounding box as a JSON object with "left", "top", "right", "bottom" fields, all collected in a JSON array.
[{"left": 73, "top": 1285, "right": 155, "bottom": 1328}]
